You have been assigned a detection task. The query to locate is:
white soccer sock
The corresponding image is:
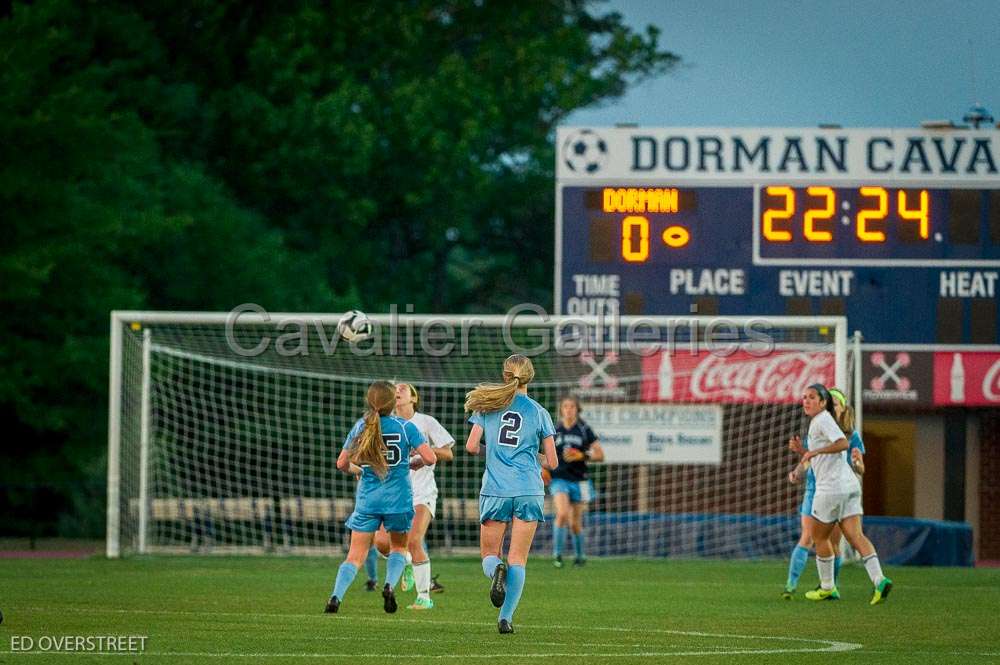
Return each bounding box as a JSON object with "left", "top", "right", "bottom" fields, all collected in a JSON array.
[
  {"left": 816, "top": 555, "right": 835, "bottom": 590},
  {"left": 405, "top": 551, "right": 413, "bottom": 565},
  {"left": 863, "top": 553, "right": 885, "bottom": 586},
  {"left": 414, "top": 560, "right": 431, "bottom": 600}
]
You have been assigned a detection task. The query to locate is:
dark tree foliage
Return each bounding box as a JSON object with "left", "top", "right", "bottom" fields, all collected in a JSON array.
[{"left": 0, "top": 0, "right": 677, "bottom": 535}]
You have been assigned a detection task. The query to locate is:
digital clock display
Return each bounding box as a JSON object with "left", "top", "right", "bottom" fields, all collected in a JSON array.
[{"left": 757, "top": 186, "right": 1000, "bottom": 265}]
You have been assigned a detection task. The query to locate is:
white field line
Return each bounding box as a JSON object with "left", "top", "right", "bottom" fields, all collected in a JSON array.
[
  {"left": 7, "top": 606, "right": 861, "bottom": 657},
  {"left": 1, "top": 650, "right": 853, "bottom": 658}
]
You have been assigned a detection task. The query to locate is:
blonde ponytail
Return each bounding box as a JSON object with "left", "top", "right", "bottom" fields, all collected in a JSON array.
[
  {"left": 464, "top": 355, "right": 535, "bottom": 413},
  {"left": 837, "top": 404, "right": 856, "bottom": 436}
]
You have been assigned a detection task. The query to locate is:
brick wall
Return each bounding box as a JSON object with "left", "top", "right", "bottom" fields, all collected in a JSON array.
[{"left": 979, "top": 411, "right": 1000, "bottom": 560}]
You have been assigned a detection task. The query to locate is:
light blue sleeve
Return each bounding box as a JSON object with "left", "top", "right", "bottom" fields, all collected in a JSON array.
[
  {"left": 803, "top": 434, "right": 816, "bottom": 492},
  {"left": 849, "top": 431, "right": 865, "bottom": 455},
  {"left": 403, "top": 419, "right": 426, "bottom": 452},
  {"left": 468, "top": 411, "right": 485, "bottom": 428},
  {"left": 343, "top": 418, "right": 365, "bottom": 450},
  {"left": 537, "top": 405, "right": 555, "bottom": 440}
]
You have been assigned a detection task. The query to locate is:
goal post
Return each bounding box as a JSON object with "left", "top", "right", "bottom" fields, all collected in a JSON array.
[{"left": 106, "top": 309, "right": 853, "bottom": 559}]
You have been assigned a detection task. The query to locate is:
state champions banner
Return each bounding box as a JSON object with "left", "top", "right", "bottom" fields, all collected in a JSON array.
[{"left": 582, "top": 403, "right": 722, "bottom": 465}]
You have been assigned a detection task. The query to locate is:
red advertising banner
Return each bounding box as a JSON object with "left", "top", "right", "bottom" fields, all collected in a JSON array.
[
  {"left": 640, "top": 350, "right": 836, "bottom": 404},
  {"left": 933, "top": 352, "right": 1000, "bottom": 406}
]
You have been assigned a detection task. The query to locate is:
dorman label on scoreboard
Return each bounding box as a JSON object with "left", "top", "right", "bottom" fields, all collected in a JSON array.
[
  {"left": 558, "top": 127, "right": 1000, "bottom": 181},
  {"left": 554, "top": 126, "right": 1000, "bottom": 345}
]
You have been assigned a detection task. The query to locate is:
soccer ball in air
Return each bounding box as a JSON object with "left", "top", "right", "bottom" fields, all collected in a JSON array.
[
  {"left": 563, "top": 129, "right": 609, "bottom": 174},
  {"left": 338, "top": 310, "right": 373, "bottom": 343}
]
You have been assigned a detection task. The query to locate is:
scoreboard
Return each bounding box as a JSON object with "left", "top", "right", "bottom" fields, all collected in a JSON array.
[{"left": 555, "top": 127, "right": 1000, "bottom": 345}]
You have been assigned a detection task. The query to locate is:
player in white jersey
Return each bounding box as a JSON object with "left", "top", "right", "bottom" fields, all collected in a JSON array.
[
  {"left": 790, "top": 383, "right": 892, "bottom": 605},
  {"left": 371, "top": 383, "right": 455, "bottom": 609}
]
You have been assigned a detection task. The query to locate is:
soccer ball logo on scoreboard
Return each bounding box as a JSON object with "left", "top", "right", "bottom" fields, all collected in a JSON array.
[{"left": 562, "top": 129, "right": 609, "bottom": 174}]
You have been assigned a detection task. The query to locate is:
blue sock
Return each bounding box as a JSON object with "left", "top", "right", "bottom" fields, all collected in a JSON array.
[
  {"left": 786, "top": 545, "right": 810, "bottom": 590},
  {"left": 552, "top": 526, "right": 565, "bottom": 557},
  {"left": 332, "top": 562, "right": 358, "bottom": 599},
  {"left": 834, "top": 556, "right": 842, "bottom": 586},
  {"left": 365, "top": 546, "right": 378, "bottom": 581},
  {"left": 385, "top": 552, "right": 406, "bottom": 588},
  {"left": 482, "top": 555, "right": 502, "bottom": 579},
  {"left": 572, "top": 532, "right": 585, "bottom": 559},
  {"left": 499, "top": 565, "right": 526, "bottom": 622}
]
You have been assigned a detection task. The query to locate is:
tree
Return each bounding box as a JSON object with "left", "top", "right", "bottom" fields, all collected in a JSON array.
[
  {"left": 120, "top": 0, "right": 678, "bottom": 310},
  {"left": 0, "top": 0, "right": 677, "bottom": 536},
  {"left": 0, "top": 0, "right": 341, "bottom": 535}
]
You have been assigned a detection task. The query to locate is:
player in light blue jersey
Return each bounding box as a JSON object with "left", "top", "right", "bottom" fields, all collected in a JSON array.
[
  {"left": 465, "top": 355, "right": 558, "bottom": 634},
  {"left": 324, "top": 381, "right": 436, "bottom": 615},
  {"left": 782, "top": 387, "right": 866, "bottom": 598}
]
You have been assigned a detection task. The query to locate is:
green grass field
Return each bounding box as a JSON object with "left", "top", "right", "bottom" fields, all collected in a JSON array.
[{"left": 1, "top": 556, "right": 998, "bottom": 663}]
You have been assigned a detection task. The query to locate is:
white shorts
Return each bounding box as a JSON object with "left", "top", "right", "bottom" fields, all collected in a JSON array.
[
  {"left": 413, "top": 489, "right": 438, "bottom": 519},
  {"left": 811, "top": 491, "right": 863, "bottom": 524}
]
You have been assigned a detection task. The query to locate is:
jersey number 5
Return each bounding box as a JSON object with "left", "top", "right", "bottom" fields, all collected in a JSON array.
[
  {"left": 498, "top": 412, "right": 522, "bottom": 447},
  {"left": 383, "top": 433, "right": 403, "bottom": 466}
]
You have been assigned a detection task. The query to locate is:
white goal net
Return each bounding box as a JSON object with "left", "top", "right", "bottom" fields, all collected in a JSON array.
[{"left": 106, "top": 310, "right": 856, "bottom": 559}]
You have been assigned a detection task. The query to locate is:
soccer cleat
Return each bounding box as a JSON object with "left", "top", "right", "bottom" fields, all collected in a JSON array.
[
  {"left": 407, "top": 597, "right": 434, "bottom": 610},
  {"left": 365, "top": 579, "right": 377, "bottom": 592},
  {"left": 553, "top": 555, "right": 563, "bottom": 569},
  {"left": 573, "top": 557, "right": 586, "bottom": 567},
  {"left": 870, "top": 577, "right": 893, "bottom": 605},
  {"left": 781, "top": 586, "right": 795, "bottom": 600},
  {"left": 324, "top": 596, "right": 341, "bottom": 614},
  {"left": 805, "top": 586, "right": 840, "bottom": 601},
  {"left": 382, "top": 583, "right": 398, "bottom": 613},
  {"left": 490, "top": 562, "right": 507, "bottom": 608},
  {"left": 401, "top": 563, "right": 415, "bottom": 591},
  {"left": 430, "top": 574, "right": 445, "bottom": 593},
  {"left": 498, "top": 619, "right": 514, "bottom": 634}
]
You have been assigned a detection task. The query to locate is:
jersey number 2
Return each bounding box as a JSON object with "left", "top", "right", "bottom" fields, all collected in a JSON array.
[{"left": 498, "top": 412, "right": 522, "bottom": 447}]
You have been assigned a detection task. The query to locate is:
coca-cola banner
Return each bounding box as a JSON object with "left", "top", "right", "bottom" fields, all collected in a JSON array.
[
  {"left": 933, "top": 352, "right": 1000, "bottom": 406},
  {"left": 639, "top": 350, "right": 836, "bottom": 404}
]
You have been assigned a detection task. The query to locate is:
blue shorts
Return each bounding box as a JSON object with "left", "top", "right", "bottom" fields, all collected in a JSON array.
[
  {"left": 345, "top": 510, "right": 413, "bottom": 533},
  {"left": 479, "top": 495, "right": 545, "bottom": 524},
  {"left": 799, "top": 488, "right": 815, "bottom": 518},
  {"left": 549, "top": 478, "right": 594, "bottom": 503}
]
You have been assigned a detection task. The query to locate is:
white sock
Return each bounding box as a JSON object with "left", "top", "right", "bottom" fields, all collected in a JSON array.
[
  {"left": 405, "top": 551, "right": 413, "bottom": 565},
  {"left": 816, "top": 555, "right": 835, "bottom": 590},
  {"left": 414, "top": 560, "right": 431, "bottom": 600},
  {"left": 863, "top": 553, "right": 885, "bottom": 586}
]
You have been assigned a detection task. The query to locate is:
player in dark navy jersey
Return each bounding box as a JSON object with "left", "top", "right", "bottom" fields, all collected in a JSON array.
[{"left": 550, "top": 395, "right": 604, "bottom": 567}]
